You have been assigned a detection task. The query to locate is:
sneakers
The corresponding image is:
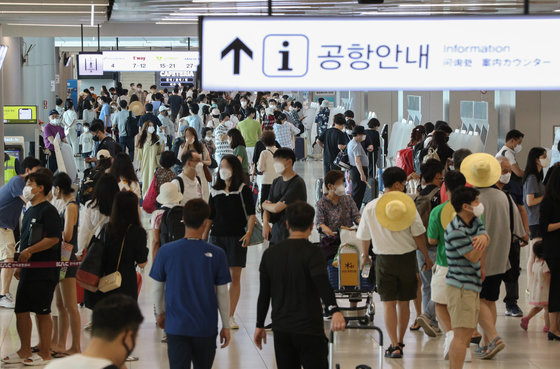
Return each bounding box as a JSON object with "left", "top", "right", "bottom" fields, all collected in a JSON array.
[
  {"left": 229, "top": 316, "right": 239, "bottom": 330},
  {"left": 416, "top": 314, "right": 438, "bottom": 337},
  {"left": 0, "top": 293, "right": 15, "bottom": 309},
  {"left": 443, "top": 331, "right": 454, "bottom": 360},
  {"left": 505, "top": 304, "right": 523, "bottom": 317}
]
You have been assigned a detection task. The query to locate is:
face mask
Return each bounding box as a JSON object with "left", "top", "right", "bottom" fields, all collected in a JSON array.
[
  {"left": 273, "top": 162, "right": 285, "bottom": 174},
  {"left": 121, "top": 331, "right": 136, "bottom": 367},
  {"left": 92, "top": 135, "right": 100, "bottom": 142},
  {"left": 23, "top": 186, "right": 35, "bottom": 202},
  {"left": 83, "top": 128, "right": 89, "bottom": 133},
  {"left": 147, "top": 126, "right": 155, "bottom": 134},
  {"left": 220, "top": 168, "right": 232, "bottom": 180},
  {"left": 289, "top": 106, "right": 294, "bottom": 111},
  {"left": 346, "top": 130, "right": 352, "bottom": 135},
  {"left": 241, "top": 101, "right": 247, "bottom": 107},
  {"left": 471, "top": 203, "right": 485, "bottom": 217},
  {"left": 334, "top": 185, "right": 346, "bottom": 197},
  {"left": 270, "top": 104, "right": 276, "bottom": 109},
  {"left": 514, "top": 144, "right": 523, "bottom": 154},
  {"left": 449, "top": 165, "right": 455, "bottom": 171},
  {"left": 500, "top": 172, "right": 511, "bottom": 184},
  {"left": 540, "top": 157, "right": 551, "bottom": 168},
  {"left": 359, "top": 136, "right": 366, "bottom": 142},
  {"left": 266, "top": 107, "right": 273, "bottom": 115},
  {"left": 50, "top": 118, "right": 60, "bottom": 125}
]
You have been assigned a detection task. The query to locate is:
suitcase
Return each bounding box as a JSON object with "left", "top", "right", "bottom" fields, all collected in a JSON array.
[
  {"left": 329, "top": 326, "right": 384, "bottom": 369},
  {"left": 315, "top": 178, "right": 324, "bottom": 203},
  {"left": 363, "top": 178, "right": 378, "bottom": 205},
  {"left": 295, "top": 137, "right": 307, "bottom": 161}
]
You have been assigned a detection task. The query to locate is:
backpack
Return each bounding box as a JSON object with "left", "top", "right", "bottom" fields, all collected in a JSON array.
[
  {"left": 77, "top": 166, "right": 104, "bottom": 205},
  {"left": 173, "top": 175, "right": 201, "bottom": 195},
  {"left": 413, "top": 186, "right": 441, "bottom": 227},
  {"left": 422, "top": 147, "right": 441, "bottom": 164},
  {"left": 125, "top": 111, "right": 139, "bottom": 137},
  {"left": 396, "top": 147, "right": 415, "bottom": 176},
  {"left": 413, "top": 143, "right": 423, "bottom": 174},
  {"left": 159, "top": 206, "right": 185, "bottom": 245}
]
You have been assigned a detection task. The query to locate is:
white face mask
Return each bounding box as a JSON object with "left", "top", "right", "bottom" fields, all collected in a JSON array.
[
  {"left": 23, "top": 186, "right": 35, "bottom": 202},
  {"left": 50, "top": 118, "right": 60, "bottom": 125},
  {"left": 83, "top": 127, "right": 89, "bottom": 133},
  {"left": 273, "top": 162, "right": 285, "bottom": 174},
  {"left": 241, "top": 101, "right": 247, "bottom": 107},
  {"left": 334, "top": 184, "right": 346, "bottom": 197},
  {"left": 345, "top": 130, "right": 352, "bottom": 135},
  {"left": 471, "top": 203, "right": 485, "bottom": 217},
  {"left": 147, "top": 126, "right": 155, "bottom": 134},
  {"left": 500, "top": 172, "right": 511, "bottom": 184},
  {"left": 289, "top": 106, "right": 294, "bottom": 111},
  {"left": 540, "top": 157, "right": 551, "bottom": 168},
  {"left": 514, "top": 144, "right": 523, "bottom": 154},
  {"left": 220, "top": 168, "right": 232, "bottom": 180}
]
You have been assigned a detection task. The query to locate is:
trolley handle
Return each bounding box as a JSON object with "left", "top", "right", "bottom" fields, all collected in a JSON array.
[
  {"left": 329, "top": 326, "right": 383, "bottom": 347},
  {"left": 329, "top": 326, "right": 384, "bottom": 369}
]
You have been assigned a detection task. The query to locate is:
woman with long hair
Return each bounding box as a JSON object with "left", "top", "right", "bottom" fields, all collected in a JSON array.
[
  {"left": 539, "top": 167, "right": 560, "bottom": 340},
  {"left": 110, "top": 152, "right": 141, "bottom": 198},
  {"left": 421, "top": 129, "right": 454, "bottom": 167},
  {"left": 228, "top": 128, "right": 249, "bottom": 178},
  {"left": 82, "top": 100, "right": 95, "bottom": 124},
  {"left": 51, "top": 173, "right": 81, "bottom": 356},
  {"left": 62, "top": 99, "right": 79, "bottom": 155},
  {"left": 408, "top": 126, "right": 425, "bottom": 148},
  {"left": 95, "top": 191, "right": 148, "bottom": 304},
  {"left": 179, "top": 127, "right": 211, "bottom": 201},
  {"left": 137, "top": 121, "right": 164, "bottom": 197},
  {"left": 524, "top": 147, "right": 549, "bottom": 288},
  {"left": 204, "top": 154, "right": 256, "bottom": 329}
]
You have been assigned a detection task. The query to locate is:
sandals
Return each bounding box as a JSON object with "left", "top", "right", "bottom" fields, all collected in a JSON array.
[
  {"left": 23, "top": 354, "right": 51, "bottom": 366},
  {"left": 2, "top": 353, "right": 28, "bottom": 364},
  {"left": 409, "top": 322, "right": 421, "bottom": 331},
  {"left": 480, "top": 336, "right": 505, "bottom": 360},
  {"left": 52, "top": 351, "right": 70, "bottom": 359},
  {"left": 384, "top": 345, "right": 403, "bottom": 359}
]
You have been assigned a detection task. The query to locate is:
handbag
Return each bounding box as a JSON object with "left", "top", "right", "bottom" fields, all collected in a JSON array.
[
  {"left": 142, "top": 171, "right": 158, "bottom": 214},
  {"left": 98, "top": 225, "right": 131, "bottom": 293},
  {"left": 239, "top": 186, "right": 264, "bottom": 246},
  {"left": 334, "top": 149, "right": 351, "bottom": 170},
  {"left": 319, "top": 234, "right": 340, "bottom": 261},
  {"left": 76, "top": 217, "right": 108, "bottom": 292}
]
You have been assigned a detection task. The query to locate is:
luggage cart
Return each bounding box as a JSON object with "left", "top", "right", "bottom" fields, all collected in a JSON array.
[
  {"left": 334, "top": 243, "right": 375, "bottom": 326},
  {"left": 329, "top": 326, "right": 384, "bottom": 369}
]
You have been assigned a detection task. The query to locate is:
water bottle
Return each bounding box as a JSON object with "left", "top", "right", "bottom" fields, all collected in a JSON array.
[{"left": 361, "top": 261, "right": 371, "bottom": 279}]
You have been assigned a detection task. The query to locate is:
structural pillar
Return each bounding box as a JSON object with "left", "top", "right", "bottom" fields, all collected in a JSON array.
[{"left": 495, "top": 90, "right": 516, "bottom": 151}]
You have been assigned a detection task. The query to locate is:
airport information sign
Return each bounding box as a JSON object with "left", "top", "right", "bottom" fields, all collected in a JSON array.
[{"left": 200, "top": 16, "right": 560, "bottom": 91}]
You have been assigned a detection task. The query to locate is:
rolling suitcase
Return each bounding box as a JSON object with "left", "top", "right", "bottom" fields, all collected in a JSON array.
[
  {"left": 295, "top": 137, "right": 307, "bottom": 161},
  {"left": 329, "top": 326, "right": 384, "bottom": 369},
  {"left": 315, "top": 178, "right": 324, "bottom": 203}
]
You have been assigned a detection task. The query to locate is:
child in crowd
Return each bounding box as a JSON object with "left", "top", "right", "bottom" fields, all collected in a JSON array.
[
  {"left": 79, "top": 123, "right": 94, "bottom": 168},
  {"left": 521, "top": 241, "right": 550, "bottom": 332}
]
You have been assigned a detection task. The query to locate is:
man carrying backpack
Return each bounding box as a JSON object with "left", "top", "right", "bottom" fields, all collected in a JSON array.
[
  {"left": 411, "top": 159, "right": 444, "bottom": 337},
  {"left": 114, "top": 100, "right": 137, "bottom": 161},
  {"left": 151, "top": 183, "right": 184, "bottom": 261}
]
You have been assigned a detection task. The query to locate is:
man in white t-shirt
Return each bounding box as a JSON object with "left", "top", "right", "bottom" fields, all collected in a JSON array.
[
  {"left": 45, "top": 294, "right": 143, "bottom": 369},
  {"left": 495, "top": 129, "right": 525, "bottom": 179},
  {"left": 173, "top": 150, "right": 203, "bottom": 205}
]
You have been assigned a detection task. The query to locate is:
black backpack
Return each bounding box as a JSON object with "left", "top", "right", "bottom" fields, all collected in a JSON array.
[
  {"left": 125, "top": 111, "right": 139, "bottom": 137},
  {"left": 159, "top": 206, "right": 185, "bottom": 245},
  {"left": 77, "top": 166, "right": 103, "bottom": 205}
]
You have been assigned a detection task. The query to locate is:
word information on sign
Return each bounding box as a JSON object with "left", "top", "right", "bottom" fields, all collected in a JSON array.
[
  {"left": 103, "top": 51, "right": 199, "bottom": 72},
  {"left": 201, "top": 16, "right": 560, "bottom": 91}
]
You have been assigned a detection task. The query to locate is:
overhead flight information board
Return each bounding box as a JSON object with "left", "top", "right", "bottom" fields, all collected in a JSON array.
[
  {"left": 200, "top": 16, "right": 560, "bottom": 91},
  {"left": 103, "top": 51, "right": 199, "bottom": 72}
]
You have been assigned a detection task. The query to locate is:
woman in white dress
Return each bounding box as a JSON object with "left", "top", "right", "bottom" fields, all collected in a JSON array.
[{"left": 63, "top": 99, "right": 79, "bottom": 155}]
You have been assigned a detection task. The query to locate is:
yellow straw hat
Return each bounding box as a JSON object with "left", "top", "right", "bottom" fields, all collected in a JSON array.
[
  {"left": 440, "top": 201, "right": 457, "bottom": 230},
  {"left": 375, "top": 191, "right": 417, "bottom": 231},
  {"left": 460, "top": 153, "right": 501, "bottom": 188}
]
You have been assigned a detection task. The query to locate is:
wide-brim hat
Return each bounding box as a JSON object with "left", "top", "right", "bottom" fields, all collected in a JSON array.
[
  {"left": 440, "top": 201, "right": 456, "bottom": 230},
  {"left": 375, "top": 191, "right": 417, "bottom": 232},
  {"left": 156, "top": 182, "right": 183, "bottom": 206},
  {"left": 460, "top": 153, "right": 501, "bottom": 188}
]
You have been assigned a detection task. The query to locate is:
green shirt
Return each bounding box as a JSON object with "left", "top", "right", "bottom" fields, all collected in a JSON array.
[
  {"left": 427, "top": 202, "right": 448, "bottom": 267},
  {"left": 237, "top": 118, "right": 262, "bottom": 147},
  {"left": 234, "top": 145, "right": 249, "bottom": 173}
]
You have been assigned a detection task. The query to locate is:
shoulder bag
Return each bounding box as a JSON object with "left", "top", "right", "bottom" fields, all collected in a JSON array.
[
  {"left": 98, "top": 225, "right": 131, "bottom": 293},
  {"left": 239, "top": 186, "right": 264, "bottom": 246},
  {"left": 76, "top": 216, "right": 108, "bottom": 292}
]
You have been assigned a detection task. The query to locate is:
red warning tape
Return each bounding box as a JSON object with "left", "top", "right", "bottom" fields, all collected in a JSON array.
[{"left": 0, "top": 261, "right": 81, "bottom": 269}]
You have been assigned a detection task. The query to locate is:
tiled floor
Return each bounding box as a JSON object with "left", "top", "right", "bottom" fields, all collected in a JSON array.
[{"left": 1, "top": 159, "right": 559, "bottom": 368}]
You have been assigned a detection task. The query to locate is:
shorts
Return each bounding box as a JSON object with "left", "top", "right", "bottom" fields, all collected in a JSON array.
[
  {"left": 0, "top": 228, "right": 16, "bottom": 260},
  {"left": 431, "top": 265, "right": 449, "bottom": 305},
  {"left": 209, "top": 235, "right": 247, "bottom": 268},
  {"left": 529, "top": 224, "right": 541, "bottom": 240},
  {"left": 15, "top": 280, "right": 58, "bottom": 315},
  {"left": 446, "top": 285, "right": 480, "bottom": 329},
  {"left": 480, "top": 273, "right": 504, "bottom": 302},
  {"left": 375, "top": 251, "right": 417, "bottom": 302}
]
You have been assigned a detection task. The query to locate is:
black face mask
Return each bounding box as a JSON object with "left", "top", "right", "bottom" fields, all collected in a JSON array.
[
  {"left": 121, "top": 330, "right": 136, "bottom": 366},
  {"left": 92, "top": 135, "right": 100, "bottom": 142}
]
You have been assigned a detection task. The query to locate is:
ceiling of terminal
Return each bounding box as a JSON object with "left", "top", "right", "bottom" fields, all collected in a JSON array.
[{"left": 1, "top": 0, "right": 559, "bottom": 37}]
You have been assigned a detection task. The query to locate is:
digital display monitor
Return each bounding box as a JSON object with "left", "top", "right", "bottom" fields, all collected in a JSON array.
[
  {"left": 3, "top": 105, "right": 37, "bottom": 124},
  {"left": 77, "top": 52, "right": 104, "bottom": 77}
]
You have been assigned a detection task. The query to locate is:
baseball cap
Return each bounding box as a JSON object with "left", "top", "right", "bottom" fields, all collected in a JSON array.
[
  {"left": 96, "top": 149, "right": 112, "bottom": 160},
  {"left": 159, "top": 105, "right": 170, "bottom": 112},
  {"left": 48, "top": 109, "right": 59, "bottom": 116}
]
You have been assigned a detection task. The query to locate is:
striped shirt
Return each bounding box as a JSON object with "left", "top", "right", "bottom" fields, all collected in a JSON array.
[{"left": 444, "top": 215, "right": 486, "bottom": 293}]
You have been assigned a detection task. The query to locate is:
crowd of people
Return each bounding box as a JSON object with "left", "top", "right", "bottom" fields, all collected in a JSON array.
[{"left": 0, "top": 84, "right": 559, "bottom": 369}]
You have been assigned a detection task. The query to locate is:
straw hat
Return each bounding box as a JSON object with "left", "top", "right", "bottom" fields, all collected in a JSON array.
[
  {"left": 156, "top": 182, "right": 183, "bottom": 206},
  {"left": 375, "top": 191, "right": 417, "bottom": 231},
  {"left": 460, "top": 153, "right": 501, "bottom": 188},
  {"left": 440, "top": 201, "right": 456, "bottom": 230}
]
